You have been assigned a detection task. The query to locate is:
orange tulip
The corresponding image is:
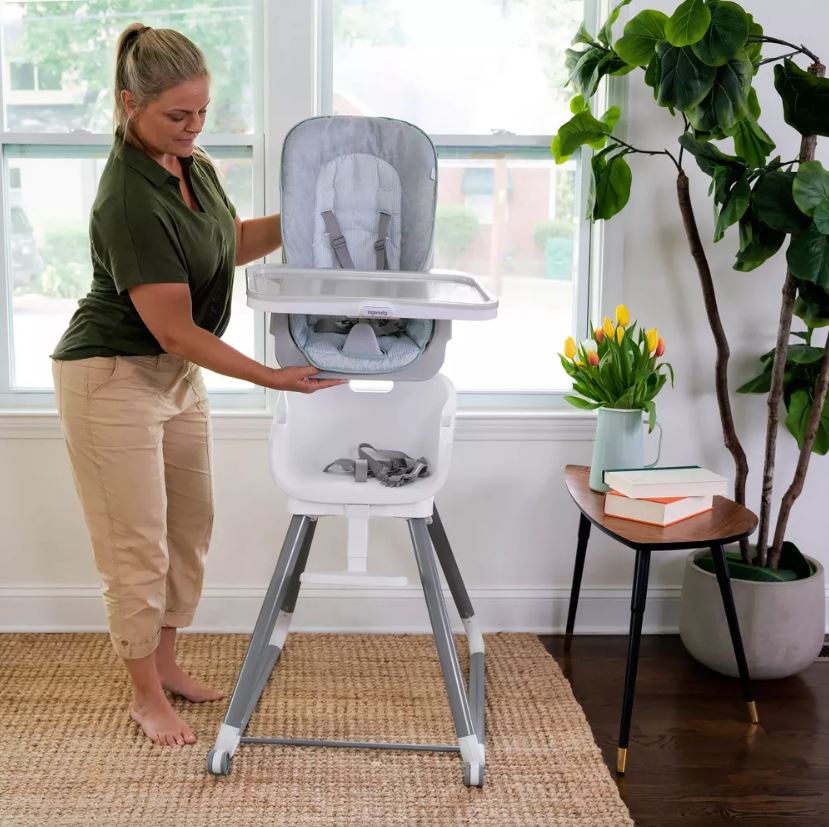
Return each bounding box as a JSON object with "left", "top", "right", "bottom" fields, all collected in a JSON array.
[
  {"left": 655, "top": 337, "right": 665, "bottom": 357},
  {"left": 587, "top": 350, "right": 599, "bottom": 366},
  {"left": 595, "top": 326, "right": 605, "bottom": 344}
]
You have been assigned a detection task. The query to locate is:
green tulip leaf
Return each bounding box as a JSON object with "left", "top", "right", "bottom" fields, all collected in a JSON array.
[
  {"left": 614, "top": 10, "right": 669, "bottom": 66},
  {"left": 787, "top": 224, "right": 829, "bottom": 288},
  {"left": 598, "top": 0, "right": 633, "bottom": 47},
  {"left": 656, "top": 42, "right": 717, "bottom": 110},
  {"left": 665, "top": 0, "right": 711, "bottom": 47},
  {"left": 774, "top": 58, "right": 829, "bottom": 137},
  {"left": 691, "top": 1, "right": 750, "bottom": 67},
  {"left": 732, "top": 110, "right": 776, "bottom": 167},
  {"left": 793, "top": 160, "right": 829, "bottom": 216},
  {"left": 752, "top": 171, "right": 811, "bottom": 233},
  {"left": 714, "top": 174, "right": 750, "bottom": 242},
  {"left": 814, "top": 201, "right": 829, "bottom": 235}
]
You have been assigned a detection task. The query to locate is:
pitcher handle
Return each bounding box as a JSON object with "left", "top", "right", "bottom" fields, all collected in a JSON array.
[{"left": 644, "top": 420, "right": 662, "bottom": 468}]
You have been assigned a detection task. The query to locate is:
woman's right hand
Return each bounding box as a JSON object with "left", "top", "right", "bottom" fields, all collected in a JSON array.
[{"left": 270, "top": 365, "right": 347, "bottom": 393}]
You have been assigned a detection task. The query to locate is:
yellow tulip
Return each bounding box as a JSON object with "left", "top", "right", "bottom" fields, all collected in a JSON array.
[
  {"left": 615, "top": 304, "right": 630, "bottom": 327},
  {"left": 564, "top": 336, "right": 577, "bottom": 359},
  {"left": 646, "top": 327, "right": 659, "bottom": 353},
  {"left": 616, "top": 325, "right": 624, "bottom": 344},
  {"left": 602, "top": 316, "right": 615, "bottom": 338}
]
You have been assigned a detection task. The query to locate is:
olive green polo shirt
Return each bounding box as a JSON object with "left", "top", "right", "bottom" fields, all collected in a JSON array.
[{"left": 51, "top": 140, "right": 237, "bottom": 360}]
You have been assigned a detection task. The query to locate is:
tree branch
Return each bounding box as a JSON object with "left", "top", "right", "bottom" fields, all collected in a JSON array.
[
  {"left": 609, "top": 137, "right": 682, "bottom": 173},
  {"left": 757, "top": 50, "right": 801, "bottom": 67},
  {"left": 675, "top": 175, "right": 750, "bottom": 534},
  {"left": 750, "top": 35, "right": 820, "bottom": 64}
]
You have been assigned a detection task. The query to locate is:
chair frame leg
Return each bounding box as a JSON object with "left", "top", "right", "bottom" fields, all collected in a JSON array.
[
  {"left": 710, "top": 543, "right": 758, "bottom": 724},
  {"left": 617, "top": 546, "right": 651, "bottom": 776}
]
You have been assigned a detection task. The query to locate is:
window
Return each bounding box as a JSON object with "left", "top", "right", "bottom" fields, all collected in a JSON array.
[
  {"left": 0, "top": 1, "right": 262, "bottom": 407},
  {"left": 327, "top": 0, "right": 596, "bottom": 399}
]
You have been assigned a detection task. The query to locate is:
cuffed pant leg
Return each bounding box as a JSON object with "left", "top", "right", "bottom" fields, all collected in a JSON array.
[{"left": 53, "top": 357, "right": 169, "bottom": 660}]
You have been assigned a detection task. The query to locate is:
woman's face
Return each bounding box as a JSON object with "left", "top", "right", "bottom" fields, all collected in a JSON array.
[{"left": 123, "top": 75, "right": 210, "bottom": 158}]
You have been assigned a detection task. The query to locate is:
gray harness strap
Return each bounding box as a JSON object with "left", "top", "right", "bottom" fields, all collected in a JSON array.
[
  {"left": 324, "top": 443, "right": 430, "bottom": 487},
  {"left": 312, "top": 317, "right": 408, "bottom": 336},
  {"left": 321, "top": 210, "right": 355, "bottom": 269},
  {"left": 374, "top": 211, "right": 391, "bottom": 270}
]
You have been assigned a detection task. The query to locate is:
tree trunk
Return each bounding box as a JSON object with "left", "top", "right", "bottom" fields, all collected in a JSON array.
[
  {"left": 763, "top": 61, "right": 826, "bottom": 569},
  {"left": 675, "top": 174, "right": 750, "bottom": 551}
]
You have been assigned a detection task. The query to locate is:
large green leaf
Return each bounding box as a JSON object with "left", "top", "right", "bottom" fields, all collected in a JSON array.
[
  {"left": 687, "top": 53, "right": 752, "bottom": 132},
  {"left": 795, "top": 280, "right": 829, "bottom": 328},
  {"left": 787, "top": 224, "right": 829, "bottom": 288},
  {"left": 774, "top": 58, "right": 829, "bottom": 137},
  {"left": 644, "top": 52, "right": 662, "bottom": 98},
  {"left": 732, "top": 111, "right": 776, "bottom": 167},
  {"left": 737, "top": 368, "right": 771, "bottom": 394},
  {"left": 665, "top": 0, "right": 711, "bottom": 47},
  {"left": 734, "top": 210, "right": 785, "bottom": 271},
  {"left": 752, "top": 171, "right": 811, "bottom": 233},
  {"left": 552, "top": 111, "right": 609, "bottom": 163},
  {"left": 592, "top": 152, "right": 632, "bottom": 220},
  {"left": 614, "top": 10, "right": 668, "bottom": 66},
  {"left": 695, "top": 550, "right": 800, "bottom": 581},
  {"left": 714, "top": 174, "right": 750, "bottom": 241},
  {"left": 745, "top": 14, "right": 763, "bottom": 65},
  {"left": 598, "top": 0, "right": 633, "bottom": 47},
  {"left": 678, "top": 133, "right": 744, "bottom": 174},
  {"left": 814, "top": 202, "right": 829, "bottom": 234},
  {"left": 691, "top": 0, "right": 750, "bottom": 67},
  {"left": 793, "top": 160, "right": 829, "bottom": 216},
  {"left": 785, "top": 388, "right": 829, "bottom": 453},
  {"left": 656, "top": 42, "right": 717, "bottom": 110},
  {"left": 572, "top": 21, "right": 598, "bottom": 47},
  {"left": 566, "top": 47, "right": 606, "bottom": 97}
]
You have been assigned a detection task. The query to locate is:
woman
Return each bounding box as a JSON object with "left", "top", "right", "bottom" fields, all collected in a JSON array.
[{"left": 51, "top": 23, "right": 342, "bottom": 747}]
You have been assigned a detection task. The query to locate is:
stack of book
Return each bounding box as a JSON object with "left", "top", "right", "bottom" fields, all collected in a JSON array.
[{"left": 602, "top": 466, "right": 728, "bottom": 527}]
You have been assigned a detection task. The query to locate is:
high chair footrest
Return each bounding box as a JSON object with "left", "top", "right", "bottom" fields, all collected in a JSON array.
[{"left": 300, "top": 571, "right": 408, "bottom": 587}]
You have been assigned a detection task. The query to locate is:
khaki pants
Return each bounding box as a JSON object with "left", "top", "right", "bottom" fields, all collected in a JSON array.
[{"left": 52, "top": 355, "right": 214, "bottom": 660}]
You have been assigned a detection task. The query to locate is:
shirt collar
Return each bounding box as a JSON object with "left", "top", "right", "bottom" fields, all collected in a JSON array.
[{"left": 115, "top": 139, "right": 194, "bottom": 187}]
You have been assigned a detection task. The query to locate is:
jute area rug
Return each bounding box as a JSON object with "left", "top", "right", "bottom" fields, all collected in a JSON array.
[{"left": 0, "top": 632, "right": 632, "bottom": 826}]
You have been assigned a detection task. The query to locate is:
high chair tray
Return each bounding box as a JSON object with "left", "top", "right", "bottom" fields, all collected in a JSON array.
[{"left": 246, "top": 264, "right": 498, "bottom": 321}]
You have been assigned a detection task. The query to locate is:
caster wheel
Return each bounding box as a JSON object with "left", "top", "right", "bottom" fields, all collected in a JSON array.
[
  {"left": 463, "top": 762, "right": 485, "bottom": 787},
  {"left": 208, "top": 749, "right": 231, "bottom": 776}
]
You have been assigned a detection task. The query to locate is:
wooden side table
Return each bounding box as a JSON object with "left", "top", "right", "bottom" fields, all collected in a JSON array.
[{"left": 563, "top": 465, "right": 760, "bottom": 775}]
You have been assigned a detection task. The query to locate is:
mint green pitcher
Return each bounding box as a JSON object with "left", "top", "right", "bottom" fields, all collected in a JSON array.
[{"left": 589, "top": 407, "right": 662, "bottom": 493}]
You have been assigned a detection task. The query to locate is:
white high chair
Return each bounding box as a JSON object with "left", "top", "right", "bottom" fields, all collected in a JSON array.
[{"left": 208, "top": 116, "right": 497, "bottom": 787}]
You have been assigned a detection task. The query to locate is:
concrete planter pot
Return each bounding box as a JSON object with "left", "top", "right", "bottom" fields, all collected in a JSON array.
[{"left": 679, "top": 549, "right": 825, "bottom": 680}]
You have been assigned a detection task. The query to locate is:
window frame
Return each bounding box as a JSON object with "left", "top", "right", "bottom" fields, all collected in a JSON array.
[
  {"left": 0, "top": 0, "right": 619, "bottom": 413},
  {"left": 318, "top": 0, "right": 609, "bottom": 409}
]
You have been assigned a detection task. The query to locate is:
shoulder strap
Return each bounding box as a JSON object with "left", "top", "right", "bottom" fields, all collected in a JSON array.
[
  {"left": 374, "top": 211, "right": 391, "bottom": 270},
  {"left": 321, "top": 209, "right": 355, "bottom": 269}
]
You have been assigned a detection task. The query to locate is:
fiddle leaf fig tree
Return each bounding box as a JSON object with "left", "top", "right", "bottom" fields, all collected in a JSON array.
[{"left": 552, "top": 0, "right": 829, "bottom": 572}]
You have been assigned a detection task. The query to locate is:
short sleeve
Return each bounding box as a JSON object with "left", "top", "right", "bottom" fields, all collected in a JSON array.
[{"left": 90, "top": 193, "right": 189, "bottom": 295}]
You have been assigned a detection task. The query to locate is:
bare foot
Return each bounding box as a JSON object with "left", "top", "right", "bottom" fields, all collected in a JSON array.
[
  {"left": 131, "top": 694, "right": 197, "bottom": 746},
  {"left": 157, "top": 663, "right": 225, "bottom": 702}
]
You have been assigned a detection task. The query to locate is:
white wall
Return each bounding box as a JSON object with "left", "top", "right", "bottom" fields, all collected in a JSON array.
[{"left": 1, "top": 0, "right": 827, "bottom": 635}]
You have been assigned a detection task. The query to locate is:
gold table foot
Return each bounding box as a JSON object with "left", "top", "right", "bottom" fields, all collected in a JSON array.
[
  {"left": 747, "top": 700, "right": 759, "bottom": 725},
  {"left": 616, "top": 747, "right": 627, "bottom": 775}
]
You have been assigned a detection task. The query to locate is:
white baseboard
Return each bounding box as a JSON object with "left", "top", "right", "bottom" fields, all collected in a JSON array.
[
  {"left": 5, "top": 585, "right": 826, "bottom": 636},
  {"left": 0, "top": 584, "right": 684, "bottom": 634}
]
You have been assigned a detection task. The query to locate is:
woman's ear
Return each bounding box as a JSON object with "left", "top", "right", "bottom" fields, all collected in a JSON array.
[{"left": 121, "top": 89, "right": 137, "bottom": 118}]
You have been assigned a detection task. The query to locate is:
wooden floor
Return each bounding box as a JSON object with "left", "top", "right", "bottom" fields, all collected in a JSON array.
[{"left": 540, "top": 635, "right": 829, "bottom": 827}]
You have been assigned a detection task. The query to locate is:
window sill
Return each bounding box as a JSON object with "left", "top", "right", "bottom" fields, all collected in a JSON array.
[{"left": 0, "top": 408, "right": 597, "bottom": 442}]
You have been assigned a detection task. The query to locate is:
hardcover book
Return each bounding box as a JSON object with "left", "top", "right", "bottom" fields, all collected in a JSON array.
[
  {"left": 603, "top": 490, "right": 714, "bottom": 526},
  {"left": 602, "top": 466, "right": 728, "bottom": 499}
]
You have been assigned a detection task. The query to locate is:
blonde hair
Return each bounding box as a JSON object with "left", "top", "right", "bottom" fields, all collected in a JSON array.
[{"left": 113, "top": 23, "right": 210, "bottom": 152}]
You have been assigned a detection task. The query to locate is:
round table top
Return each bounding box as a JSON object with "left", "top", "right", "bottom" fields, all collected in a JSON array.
[{"left": 564, "top": 465, "right": 758, "bottom": 550}]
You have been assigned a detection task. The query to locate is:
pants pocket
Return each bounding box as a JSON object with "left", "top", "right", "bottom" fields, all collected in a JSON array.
[{"left": 86, "top": 357, "right": 123, "bottom": 399}]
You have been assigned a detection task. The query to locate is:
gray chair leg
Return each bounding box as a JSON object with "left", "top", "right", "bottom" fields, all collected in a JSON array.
[
  {"left": 409, "top": 517, "right": 485, "bottom": 785},
  {"left": 208, "top": 515, "right": 314, "bottom": 773},
  {"left": 428, "top": 506, "right": 485, "bottom": 751}
]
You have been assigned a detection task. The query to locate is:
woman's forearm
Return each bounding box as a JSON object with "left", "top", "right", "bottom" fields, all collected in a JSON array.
[
  {"left": 236, "top": 213, "right": 282, "bottom": 266},
  {"left": 162, "top": 322, "right": 274, "bottom": 387}
]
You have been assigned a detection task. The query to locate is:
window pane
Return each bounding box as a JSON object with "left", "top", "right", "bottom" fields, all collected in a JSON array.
[
  {"left": 6, "top": 148, "right": 254, "bottom": 391},
  {"left": 1, "top": 1, "right": 254, "bottom": 133},
  {"left": 333, "top": 0, "right": 584, "bottom": 135},
  {"left": 435, "top": 154, "right": 578, "bottom": 392}
]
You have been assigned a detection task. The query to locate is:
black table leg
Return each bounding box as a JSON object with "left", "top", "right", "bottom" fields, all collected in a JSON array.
[
  {"left": 710, "top": 543, "right": 759, "bottom": 725},
  {"left": 617, "top": 546, "right": 651, "bottom": 775},
  {"left": 565, "top": 513, "right": 591, "bottom": 643}
]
